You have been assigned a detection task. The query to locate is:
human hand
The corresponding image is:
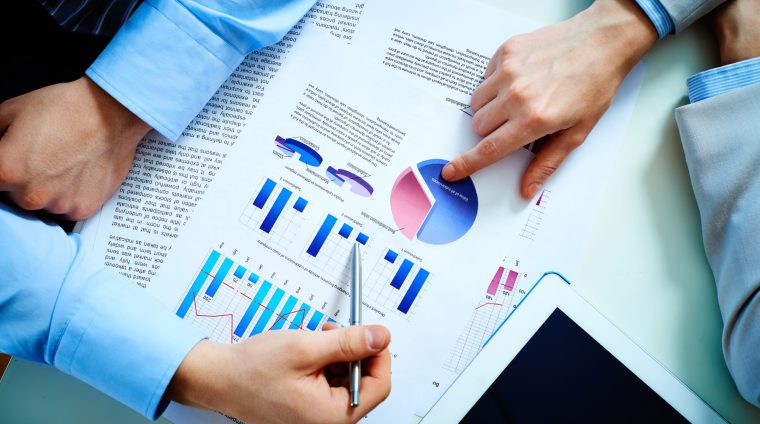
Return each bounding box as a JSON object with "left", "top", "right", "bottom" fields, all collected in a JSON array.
[
  {"left": 442, "top": 0, "right": 658, "bottom": 199},
  {"left": 168, "top": 324, "right": 392, "bottom": 424},
  {"left": 0, "top": 77, "right": 150, "bottom": 220}
]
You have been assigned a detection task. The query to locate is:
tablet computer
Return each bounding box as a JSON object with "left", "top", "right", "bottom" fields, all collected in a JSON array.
[{"left": 422, "top": 272, "right": 725, "bottom": 423}]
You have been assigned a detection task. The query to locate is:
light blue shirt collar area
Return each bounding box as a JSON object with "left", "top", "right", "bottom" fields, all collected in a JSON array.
[
  {"left": 687, "top": 57, "right": 760, "bottom": 103},
  {"left": 0, "top": 203, "right": 205, "bottom": 419},
  {"left": 86, "top": 0, "right": 317, "bottom": 141},
  {"left": 635, "top": 0, "right": 675, "bottom": 39}
]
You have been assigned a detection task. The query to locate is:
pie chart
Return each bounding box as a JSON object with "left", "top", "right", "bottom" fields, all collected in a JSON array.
[{"left": 390, "top": 159, "right": 478, "bottom": 245}]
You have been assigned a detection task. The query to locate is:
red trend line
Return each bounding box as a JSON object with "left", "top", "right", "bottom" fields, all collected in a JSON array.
[
  {"left": 475, "top": 302, "right": 504, "bottom": 310},
  {"left": 192, "top": 293, "right": 234, "bottom": 344}
]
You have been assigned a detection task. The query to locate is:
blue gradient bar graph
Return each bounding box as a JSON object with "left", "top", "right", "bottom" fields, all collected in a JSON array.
[
  {"left": 306, "top": 311, "right": 324, "bottom": 331},
  {"left": 260, "top": 188, "right": 293, "bottom": 233},
  {"left": 270, "top": 295, "right": 298, "bottom": 330},
  {"left": 307, "top": 214, "right": 337, "bottom": 257},
  {"left": 248, "top": 272, "right": 260, "bottom": 284},
  {"left": 293, "top": 197, "right": 308, "bottom": 212},
  {"left": 177, "top": 250, "right": 221, "bottom": 318},
  {"left": 205, "top": 257, "right": 234, "bottom": 297},
  {"left": 384, "top": 249, "right": 398, "bottom": 263},
  {"left": 390, "top": 259, "right": 414, "bottom": 289},
  {"left": 356, "top": 232, "right": 369, "bottom": 245},
  {"left": 398, "top": 268, "right": 430, "bottom": 314},
  {"left": 253, "top": 179, "right": 277, "bottom": 208},
  {"left": 289, "top": 303, "right": 311, "bottom": 329},
  {"left": 327, "top": 317, "right": 337, "bottom": 324},
  {"left": 250, "top": 287, "right": 285, "bottom": 336},
  {"left": 234, "top": 280, "right": 272, "bottom": 337},
  {"left": 234, "top": 265, "right": 246, "bottom": 279},
  {"left": 338, "top": 223, "right": 353, "bottom": 238}
]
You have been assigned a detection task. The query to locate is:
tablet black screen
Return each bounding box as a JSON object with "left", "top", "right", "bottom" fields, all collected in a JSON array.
[{"left": 461, "top": 308, "right": 687, "bottom": 423}]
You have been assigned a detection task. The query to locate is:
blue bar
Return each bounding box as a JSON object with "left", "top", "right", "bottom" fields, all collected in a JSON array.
[
  {"left": 248, "top": 272, "right": 259, "bottom": 284},
  {"left": 177, "top": 250, "right": 221, "bottom": 318},
  {"left": 398, "top": 268, "right": 430, "bottom": 314},
  {"left": 253, "top": 179, "right": 277, "bottom": 208},
  {"left": 289, "top": 303, "right": 311, "bottom": 329},
  {"left": 234, "top": 280, "right": 272, "bottom": 337},
  {"left": 356, "top": 232, "right": 369, "bottom": 245},
  {"left": 307, "top": 214, "right": 337, "bottom": 257},
  {"left": 234, "top": 265, "right": 246, "bottom": 279},
  {"left": 384, "top": 249, "right": 398, "bottom": 263},
  {"left": 306, "top": 311, "right": 324, "bottom": 331},
  {"left": 250, "top": 288, "right": 285, "bottom": 336},
  {"left": 293, "top": 197, "right": 308, "bottom": 212},
  {"left": 205, "top": 257, "right": 234, "bottom": 297},
  {"left": 260, "top": 188, "right": 293, "bottom": 233},
  {"left": 338, "top": 223, "right": 353, "bottom": 238},
  {"left": 390, "top": 259, "right": 414, "bottom": 289},
  {"left": 270, "top": 296, "right": 298, "bottom": 330},
  {"left": 327, "top": 317, "right": 337, "bottom": 324}
]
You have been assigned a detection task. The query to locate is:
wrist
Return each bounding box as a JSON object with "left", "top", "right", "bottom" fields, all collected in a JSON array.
[
  {"left": 582, "top": 0, "right": 658, "bottom": 72},
  {"left": 79, "top": 76, "right": 151, "bottom": 145},
  {"left": 166, "top": 340, "right": 228, "bottom": 411}
]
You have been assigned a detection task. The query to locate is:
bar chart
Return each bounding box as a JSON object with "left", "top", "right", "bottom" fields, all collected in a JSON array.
[
  {"left": 365, "top": 248, "right": 431, "bottom": 316},
  {"left": 240, "top": 178, "right": 308, "bottom": 246},
  {"left": 519, "top": 189, "right": 551, "bottom": 242},
  {"left": 301, "top": 213, "right": 371, "bottom": 282},
  {"left": 442, "top": 260, "right": 529, "bottom": 373},
  {"left": 176, "top": 249, "right": 336, "bottom": 344}
]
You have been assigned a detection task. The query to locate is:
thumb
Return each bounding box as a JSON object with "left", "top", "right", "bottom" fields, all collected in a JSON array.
[
  {"left": 520, "top": 128, "right": 588, "bottom": 199},
  {"left": 308, "top": 325, "right": 390, "bottom": 367}
]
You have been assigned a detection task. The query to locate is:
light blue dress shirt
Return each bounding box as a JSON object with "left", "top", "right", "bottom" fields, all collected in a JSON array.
[
  {"left": 0, "top": 203, "right": 203, "bottom": 419},
  {"left": 86, "top": 0, "right": 317, "bottom": 140},
  {"left": 636, "top": 0, "right": 760, "bottom": 102},
  {"left": 1, "top": 0, "right": 315, "bottom": 419}
]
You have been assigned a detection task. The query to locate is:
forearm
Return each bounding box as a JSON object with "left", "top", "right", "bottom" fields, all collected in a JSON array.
[{"left": 0, "top": 203, "right": 204, "bottom": 418}]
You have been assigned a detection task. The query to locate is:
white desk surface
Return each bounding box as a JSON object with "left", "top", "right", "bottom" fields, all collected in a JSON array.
[{"left": 2, "top": 1, "right": 759, "bottom": 422}]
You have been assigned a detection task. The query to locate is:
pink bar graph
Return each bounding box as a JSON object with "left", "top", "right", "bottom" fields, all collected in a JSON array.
[
  {"left": 504, "top": 270, "right": 518, "bottom": 292},
  {"left": 487, "top": 267, "right": 505, "bottom": 295}
]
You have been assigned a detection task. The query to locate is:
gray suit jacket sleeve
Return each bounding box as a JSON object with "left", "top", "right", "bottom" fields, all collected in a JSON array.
[
  {"left": 658, "top": 0, "right": 724, "bottom": 32},
  {"left": 676, "top": 83, "right": 760, "bottom": 407}
]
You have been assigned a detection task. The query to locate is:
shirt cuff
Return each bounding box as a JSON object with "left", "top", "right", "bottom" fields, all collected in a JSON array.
[
  {"left": 635, "top": 0, "right": 675, "bottom": 39},
  {"left": 50, "top": 237, "right": 205, "bottom": 420},
  {"left": 687, "top": 56, "right": 760, "bottom": 103},
  {"left": 86, "top": 0, "right": 245, "bottom": 140}
]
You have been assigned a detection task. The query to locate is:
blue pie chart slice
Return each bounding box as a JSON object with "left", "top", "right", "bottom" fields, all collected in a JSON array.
[{"left": 390, "top": 159, "right": 478, "bottom": 245}]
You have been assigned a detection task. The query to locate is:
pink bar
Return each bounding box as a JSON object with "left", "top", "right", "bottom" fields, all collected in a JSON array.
[
  {"left": 504, "top": 270, "right": 518, "bottom": 291},
  {"left": 487, "top": 267, "right": 505, "bottom": 295}
]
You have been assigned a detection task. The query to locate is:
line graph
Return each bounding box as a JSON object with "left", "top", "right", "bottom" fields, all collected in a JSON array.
[
  {"left": 177, "top": 249, "right": 335, "bottom": 344},
  {"left": 442, "top": 259, "right": 530, "bottom": 373}
]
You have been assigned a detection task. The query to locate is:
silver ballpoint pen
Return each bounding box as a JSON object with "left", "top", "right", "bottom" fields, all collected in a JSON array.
[{"left": 350, "top": 242, "right": 362, "bottom": 407}]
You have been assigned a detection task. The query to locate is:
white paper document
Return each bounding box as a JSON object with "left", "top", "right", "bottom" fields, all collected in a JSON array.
[
  {"left": 151, "top": 32, "right": 534, "bottom": 423},
  {"left": 79, "top": 0, "right": 368, "bottom": 288},
  {"left": 352, "top": 0, "right": 646, "bottom": 417}
]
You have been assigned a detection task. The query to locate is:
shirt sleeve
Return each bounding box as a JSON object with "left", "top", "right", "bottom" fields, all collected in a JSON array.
[
  {"left": 635, "top": 0, "right": 675, "bottom": 38},
  {"left": 687, "top": 56, "right": 760, "bottom": 103},
  {"left": 0, "top": 203, "right": 205, "bottom": 420},
  {"left": 85, "top": 0, "right": 317, "bottom": 140}
]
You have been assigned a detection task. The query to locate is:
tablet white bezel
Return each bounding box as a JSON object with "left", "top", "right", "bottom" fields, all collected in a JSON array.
[{"left": 422, "top": 272, "right": 725, "bottom": 423}]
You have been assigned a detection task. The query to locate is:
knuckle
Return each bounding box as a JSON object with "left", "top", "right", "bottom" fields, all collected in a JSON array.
[
  {"left": 523, "top": 103, "right": 551, "bottom": 128},
  {"left": 478, "top": 138, "right": 501, "bottom": 157},
  {"left": 471, "top": 114, "right": 489, "bottom": 137},
  {"left": 18, "top": 190, "right": 47, "bottom": 211},
  {"left": 338, "top": 331, "right": 358, "bottom": 358},
  {"left": 0, "top": 160, "right": 19, "bottom": 186},
  {"left": 507, "top": 83, "right": 528, "bottom": 104},
  {"left": 497, "top": 61, "right": 517, "bottom": 80}
]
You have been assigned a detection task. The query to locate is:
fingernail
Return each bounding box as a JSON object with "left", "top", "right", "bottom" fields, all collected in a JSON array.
[
  {"left": 366, "top": 326, "right": 387, "bottom": 350},
  {"left": 527, "top": 183, "right": 542, "bottom": 198},
  {"left": 442, "top": 163, "right": 456, "bottom": 180}
]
